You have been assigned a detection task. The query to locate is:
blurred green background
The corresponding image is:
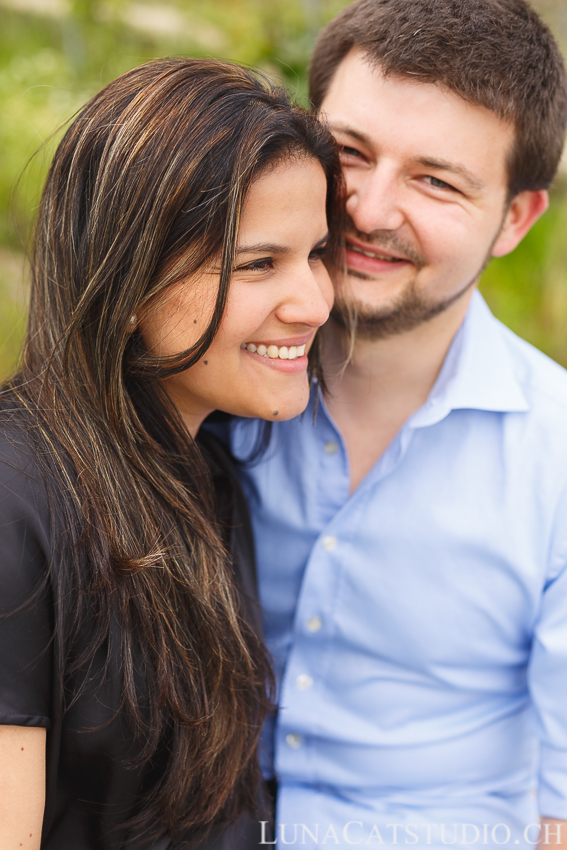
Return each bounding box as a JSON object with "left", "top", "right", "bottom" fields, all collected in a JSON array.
[{"left": 0, "top": 0, "right": 566, "bottom": 378}]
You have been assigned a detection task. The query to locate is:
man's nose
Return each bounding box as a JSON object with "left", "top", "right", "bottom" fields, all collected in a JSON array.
[{"left": 346, "top": 164, "right": 405, "bottom": 234}]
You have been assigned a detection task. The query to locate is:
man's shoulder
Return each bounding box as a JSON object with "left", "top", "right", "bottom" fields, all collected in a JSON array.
[{"left": 496, "top": 318, "right": 567, "bottom": 418}]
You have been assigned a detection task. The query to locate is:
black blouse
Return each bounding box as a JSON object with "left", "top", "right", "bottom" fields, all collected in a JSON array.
[{"left": 0, "top": 425, "right": 271, "bottom": 849}]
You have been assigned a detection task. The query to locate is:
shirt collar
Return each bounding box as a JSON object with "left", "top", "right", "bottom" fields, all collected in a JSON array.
[{"left": 408, "top": 290, "right": 530, "bottom": 429}]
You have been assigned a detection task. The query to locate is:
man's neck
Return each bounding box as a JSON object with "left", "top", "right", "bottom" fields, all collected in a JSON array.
[{"left": 323, "top": 289, "right": 476, "bottom": 492}]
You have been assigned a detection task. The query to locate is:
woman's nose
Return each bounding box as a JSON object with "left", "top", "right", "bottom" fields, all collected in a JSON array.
[{"left": 277, "top": 262, "right": 334, "bottom": 328}]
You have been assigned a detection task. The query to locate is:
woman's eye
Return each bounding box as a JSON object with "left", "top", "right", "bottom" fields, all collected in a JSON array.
[
  {"left": 237, "top": 257, "right": 274, "bottom": 272},
  {"left": 423, "top": 175, "right": 455, "bottom": 191}
]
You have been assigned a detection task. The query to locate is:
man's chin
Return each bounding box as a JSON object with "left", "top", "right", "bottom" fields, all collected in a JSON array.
[{"left": 331, "top": 284, "right": 472, "bottom": 342}]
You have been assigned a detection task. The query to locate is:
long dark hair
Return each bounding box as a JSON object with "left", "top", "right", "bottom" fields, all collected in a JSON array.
[{"left": 2, "top": 58, "right": 342, "bottom": 846}]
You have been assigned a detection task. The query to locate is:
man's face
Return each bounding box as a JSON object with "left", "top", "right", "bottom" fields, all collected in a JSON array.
[{"left": 320, "top": 48, "right": 517, "bottom": 338}]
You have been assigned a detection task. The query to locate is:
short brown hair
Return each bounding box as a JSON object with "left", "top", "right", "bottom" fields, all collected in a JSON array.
[{"left": 310, "top": 0, "right": 567, "bottom": 196}]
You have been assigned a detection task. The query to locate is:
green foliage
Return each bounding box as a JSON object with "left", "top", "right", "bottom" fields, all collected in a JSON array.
[
  {"left": 0, "top": 249, "right": 27, "bottom": 379},
  {"left": 0, "top": 0, "right": 344, "bottom": 251},
  {"left": 0, "top": 0, "right": 566, "bottom": 381}
]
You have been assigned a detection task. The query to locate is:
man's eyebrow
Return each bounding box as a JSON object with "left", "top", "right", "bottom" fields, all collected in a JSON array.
[
  {"left": 416, "top": 157, "right": 485, "bottom": 192},
  {"left": 330, "top": 123, "right": 485, "bottom": 193},
  {"left": 329, "top": 123, "right": 374, "bottom": 149}
]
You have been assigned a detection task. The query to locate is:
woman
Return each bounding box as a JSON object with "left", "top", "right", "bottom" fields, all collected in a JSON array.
[{"left": 0, "top": 58, "right": 342, "bottom": 849}]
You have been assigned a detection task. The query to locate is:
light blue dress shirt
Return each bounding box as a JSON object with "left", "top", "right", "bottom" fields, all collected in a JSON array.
[{"left": 228, "top": 292, "right": 567, "bottom": 848}]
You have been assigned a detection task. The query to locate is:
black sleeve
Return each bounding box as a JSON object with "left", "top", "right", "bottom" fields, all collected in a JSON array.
[{"left": 0, "top": 431, "right": 53, "bottom": 728}]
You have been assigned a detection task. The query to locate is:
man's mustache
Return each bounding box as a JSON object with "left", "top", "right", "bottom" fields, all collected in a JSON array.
[{"left": 344, "top": 218, "right": 426, "bottom": 269}]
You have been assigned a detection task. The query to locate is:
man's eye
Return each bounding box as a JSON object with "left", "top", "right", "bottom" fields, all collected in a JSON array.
[
  {"left": 423, "top": 175, "right": 455, "bottom": 191},
  {"left": 340, "top": 145, "right": 364, "bottom": 160},
  {"left": 236, "top": 257, "right": 273, "bottom": 272},
  {"left": 309, "top": 244, "right": 332, "bottom": 262}
]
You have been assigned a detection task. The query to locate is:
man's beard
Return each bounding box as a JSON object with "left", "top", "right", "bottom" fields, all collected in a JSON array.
[
  {"left": 331, "top": 276, "right": 478, "bottom": 341},
  {"left": 331, "top": 226, "right": 491, "bottom": 341}
]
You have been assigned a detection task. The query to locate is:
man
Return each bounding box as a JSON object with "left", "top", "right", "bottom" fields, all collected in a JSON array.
[{"left": 227, "top": 1, "right": 567, "bottom": 846}]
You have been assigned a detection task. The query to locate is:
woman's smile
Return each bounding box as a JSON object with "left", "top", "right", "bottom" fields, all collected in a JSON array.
[
  {"left": 240, "top": 341, "right": 308, "bottom": 360},
  {"left": 240, "top": 335, "right": 310, "bottom": 375}
]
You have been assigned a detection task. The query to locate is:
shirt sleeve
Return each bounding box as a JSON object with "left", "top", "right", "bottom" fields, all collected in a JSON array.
[
  {"left": 0, "top": 434, "right": 53, "bottom": 728},
  {"left": 528, "top": 483, "right": 567, "bottom": 820}
]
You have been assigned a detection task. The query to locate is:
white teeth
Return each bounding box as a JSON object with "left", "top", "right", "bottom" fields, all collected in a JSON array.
[{"left": 243, "top": 342, "right": 307, "bottom": 359}]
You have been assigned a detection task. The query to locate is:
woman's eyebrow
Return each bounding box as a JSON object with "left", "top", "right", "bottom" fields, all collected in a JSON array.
[
  {"left": 235, "top": 243, "right": 291, "bottom": 255},
  {"left": 236, "top": 233, "right": 330, "bottom": 256}
]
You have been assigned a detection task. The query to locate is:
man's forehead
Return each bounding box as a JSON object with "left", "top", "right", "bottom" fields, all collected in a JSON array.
[{"left": 322, "top": 48, "right": 505, "bottom": 128}]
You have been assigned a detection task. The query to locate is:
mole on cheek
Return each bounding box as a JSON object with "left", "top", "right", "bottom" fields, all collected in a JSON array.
[
  {"left": 21, "top": 747, "right": 24, "bottom": 751},
  {"left": 203, "top": 361, "right": 208, "bottom": 365}
]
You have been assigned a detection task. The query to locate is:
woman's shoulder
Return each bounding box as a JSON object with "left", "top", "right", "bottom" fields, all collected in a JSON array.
[
  {"left": 0, "top": 408, "right": 46, "bottom": 492},
  {"left": 0, "top": 406, "right": 51, "bottom": 559},
  {"left": 0, "top": 406, "right": 53, "bottom": 730}
]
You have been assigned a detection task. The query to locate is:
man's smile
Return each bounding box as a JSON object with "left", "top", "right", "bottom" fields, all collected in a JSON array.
[
  {"left": 345, "top": 236, "right": 412, "bottom": 277},
  {"left": 346, "top": 237, "right": 407, "bottom": 263}
]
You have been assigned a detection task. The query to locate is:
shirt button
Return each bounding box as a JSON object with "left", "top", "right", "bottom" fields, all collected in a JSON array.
[
  {"left": 307, "top": 616, "right": 322, "bottom": 633},
  {"left": 296, "top": 674, "right": 313, "bottom": 690},
  {"left": 324, "top": 440, "right": 339, "bottom": 455},
  {"left": 285, "top": 733, "right": 303, "bottom": 749},
  {"left": 322, "top": 535, "right": 337, "bottom": 551}
]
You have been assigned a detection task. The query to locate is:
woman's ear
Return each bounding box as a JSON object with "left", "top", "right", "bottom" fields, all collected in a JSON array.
[{"left": 491, "top": 189, "right": 549, "bottom": 258}]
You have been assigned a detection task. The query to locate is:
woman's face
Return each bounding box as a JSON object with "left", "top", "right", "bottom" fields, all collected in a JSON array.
[{"left": 140, "top": 157, "right": 334, "bottom": 434}]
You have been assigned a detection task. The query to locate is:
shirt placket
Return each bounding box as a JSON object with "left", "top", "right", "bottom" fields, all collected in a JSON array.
[{"left": 274, "top": 411, "right": 419, "bottom": 783}]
